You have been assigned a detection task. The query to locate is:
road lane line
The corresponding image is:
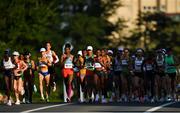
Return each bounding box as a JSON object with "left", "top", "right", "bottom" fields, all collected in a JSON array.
[
  {"left": 20, "top": 103, "right": 73, "bottom": 113},
  {"left": 143, "top": 102, "right": 177, "bottom": 113}
]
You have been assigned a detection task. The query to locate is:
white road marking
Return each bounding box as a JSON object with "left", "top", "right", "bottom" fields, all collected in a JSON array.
[
  {"left": 143, "top": 102, "right": 177, "bottom": 113},
  {"left": 20, "top": 103, "right": 72, "bottom": 113}
]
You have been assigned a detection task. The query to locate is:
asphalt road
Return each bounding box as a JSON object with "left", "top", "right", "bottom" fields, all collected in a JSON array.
[{"left": 0, "top": 101, "right": 179, "bottom": 113}]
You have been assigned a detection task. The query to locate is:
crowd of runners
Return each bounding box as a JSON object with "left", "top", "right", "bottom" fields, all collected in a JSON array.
[{"left": 0, "top": 42, "right": 180, "bottom": 106}]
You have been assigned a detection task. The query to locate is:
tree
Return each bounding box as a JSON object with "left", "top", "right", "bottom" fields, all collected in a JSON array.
[
  {"left": 0, "top": 0, "right": 60, "bottom": 56},
  {"left": 0, "top": 0, "right": 124, "bottom": 55},
  {"left": 129, "top": 11, "right": 180, "bottom": 53},
  {"left": 58, "top": 0, "right": 124, "bottom": 50}
]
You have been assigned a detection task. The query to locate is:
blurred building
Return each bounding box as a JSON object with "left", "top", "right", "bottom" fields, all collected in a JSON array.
[{"left": 108, "top": 0, "right": 180, "bottom": 47}]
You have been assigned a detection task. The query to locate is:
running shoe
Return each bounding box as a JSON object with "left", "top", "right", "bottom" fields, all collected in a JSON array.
[
  {"left": 46, "top": 98, "right": 50, "bottom": 103},
  {"left": 135, "top": 97, "right": 140, "bottom": 102},
  {"left": 101, "top": 98, "right": 108, "bottom": 103},
  {"left": 166, "top": 95, "right": 172, "bottom": 102},
  {"left": 15, "top": 100, "right": 20, "bottom": 105},
  {"left": 124, "top": 96, "right": 128, "bottom": 102},
  {"left": 109, "top": 96, "right": 113, "bottom": 102},
  {"left": 21, "top": 89, "right": 25, "bottom": 95},
  {"left": 151, "top": 97, "right": 155, "bottom": 103},
  {"left": 95, "top": 94, "right": 100, "bottom": 102},
  {"left": 53, "top": 82, "right": 56, "bottom": 92},
  {"left": 6, "top": 100, "right": 12, "bottom": 106},
  {"left": 144, "top": 95, "right": 150, "bottom": 102},
  {"left": 40, "top": 97, "right": 45, "bottom": 101},
  {"left": 26, "top": 100, "right": 31, "bottom": 104},
  {"left": 22, "top": 98, "right": 26, "bottom": 104},
  {"left": 140, "top": 97, "right": 144, "bottom": 103},
  {"left": 117, "top": 98, "right": 122, "bottom": 102},
  {"left": 66, "top": 98, "right": 71, "bottom": 103}
]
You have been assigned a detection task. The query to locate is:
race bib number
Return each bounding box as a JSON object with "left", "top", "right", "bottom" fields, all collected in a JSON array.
[
  {"left": 85, "top": 63, "right": 93, "bottom": 68},
  {"left": 122, "top": 60, "right": 128, "bottom": 65},
  {"left": 146, "top": 64, "right": 153, "bottom": 71},
  {"left": 135, "top": 60, "right": 142, "bottom": 71},
  {"left": 4, "top": 62, "right": 15, "bottom": 69},
  {"left": 94, "top": 63, "right": 102, "bottom": 68},
  {"left": 64, "top": 63, "right": 73, "bottom": 69},
  {"left": 73, "top": 67, "right": 79, "bottom": 72},
  {"left": 4, "top": 63, "right": 11, "bottom": 69},
  {"left": 157, "top": 61, "right": 164, "bottom": 66}
]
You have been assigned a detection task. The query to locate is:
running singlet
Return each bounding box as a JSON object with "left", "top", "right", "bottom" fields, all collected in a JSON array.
[
  {"left": 121, "top": 59, "right": 128, "bottom": 66},
  {"left": 94, "top": 57, "right": 102, "bottom": 69},
  {"left": 114, "top": 57, "right": 122, "bottom": 71},
  {"left": 15, "top": 61, "right": 24, "bottom": 76},
  {"left": 3, "top": 57, "right": 15, "bottom": 69},
  {"left": 85, "top": 55, "right": 94, "bottom": 71},
  {"left": 134, "top": 57, "right": 144, "bottom": 72},
  {"left": 26, "top": 60, "right": 32, "bottom": 69},
  {"left": 64, "top": 57, "right": 73, "bottom": 69},
  {"left": 94, "top": 62, "right": 102, "bottom": 68},
  {"left": 46, "top": 50, "right": 54, "bottom": 63},
  {"left": 121, "top": 58, "right": 130, "bottom": 75},
  {"left": 39, "top": 61, "right": 47, "bottom": 67},
  {"left": 165, "top": 55, "right": 176, "bottom": 73},
  {"left": 145, "top": 63, "right": 153, "bottom": 71},
  {"left": 156, "top": 55, "right": 164, "bottom": 67}
]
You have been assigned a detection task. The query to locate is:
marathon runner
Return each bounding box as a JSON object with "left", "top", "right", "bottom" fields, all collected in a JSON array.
[
  {"left": 165, "top": 48, "right": 178, "bottom": 101},
  {"left": 13, "top": 51, "right": 28, "bottom": 105},
  {"left": 74, "top": 50, "right": 86, "bottom": 102},
  {"left": 45, "top": 42, "right": 59, "bottom": 92},
  {"left": 101, "top": 49, "right": 111, "bottom": 103},
  {"left": 154, "top": 49, "right": 167, "bottom": 102},
  {"left": 61, "top": 43, "right": 74, "bottom": 102},
  {"left": 132, "top": 48, "right": 144, "bottom": 102},
  {"left": 1, "top": 49, "right": 15, "bottom": 106},
  {"left": 142, "top": 52, "right": 156, "bottom": 102},
  {"left": 85, "top": 46, "right": 96, "bottom": 103},
  {"left": 120, "top": 48, "right": 132, "bottom": 102},
  {"left": 37, "top": 48, "right": 52, "bottom": 102},
  {"left": 113, "top": 48, "right": 123, "bottom": 102},
  {"left": 23, "top": 51, "right": 36, "bottom": 103},
  {"left": 94, "top": 49, "right": 103, "bottom": 102}
]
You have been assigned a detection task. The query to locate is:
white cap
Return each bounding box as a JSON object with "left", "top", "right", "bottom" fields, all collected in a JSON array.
[
  {"left": 87, "top": 46, "right": 93, "bottom": 51},
  {"left": 13, "top": 51, "right": 20, "bottom": 56},
  {"left": 40, "top": 48, "right": 46, "bottom": 52},
  {"left": 108, "top": 50, "right": 113, "bottom": 54},
  {"left": 77, "top": 50, "right": 82, "bottom": 56},
  {"left": 137, "top": 49, "right": 143, "bottom": 53},
  {"left": 118, "top": 47, "right": 123, "bottom": 51}
]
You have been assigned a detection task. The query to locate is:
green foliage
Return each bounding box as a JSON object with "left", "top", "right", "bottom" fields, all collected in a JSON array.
[
  {"left": 59, "top": 0, "right": 123, "bottom": 50},
  {"left": 0, "top": 0, "right": 123, "bottom": 55},
  {"left": 0, "top": 0, "right": 61, "bottom": 56},
  {"left": 129, "top": 11, "right": 180, "bottom": 53}
]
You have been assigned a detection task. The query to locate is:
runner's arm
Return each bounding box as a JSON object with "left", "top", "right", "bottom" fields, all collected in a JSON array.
[
  {"left": 21, "top": 61, "right": 28, "bottom": 72},
  {"left": 52, "top": 51, "right": 59, "bottom": 64},
  {"left": 31, "top": 60, "right": 36, "bottom": 71}
]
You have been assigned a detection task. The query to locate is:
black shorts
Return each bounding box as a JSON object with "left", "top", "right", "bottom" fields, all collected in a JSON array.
[
  {"left": 114, "top": 71, "right": 121, "bottom": 76},
  {"left": 14, "top": 76, "right": 22, "bottom": 80},
  {"left": 145, "top": 71, "right": 155, "bottom": 80},
  {"left": 4, "top": 70, "right": 13, "bottom": 77},
  {"left": 48, "top": 66, "right": 55, "bottom": 74},
  {"left": 167, "top": 73, "right": 176, "bottom": 80},
  {"left": 134, "top": 72, "right": 143, "bottom": 78},
  {"left": 157, "top": 72, "right": 166, "bottom": 77},
  {"left": 95, "top": 71, "right": 104, "bottom": 77}
]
